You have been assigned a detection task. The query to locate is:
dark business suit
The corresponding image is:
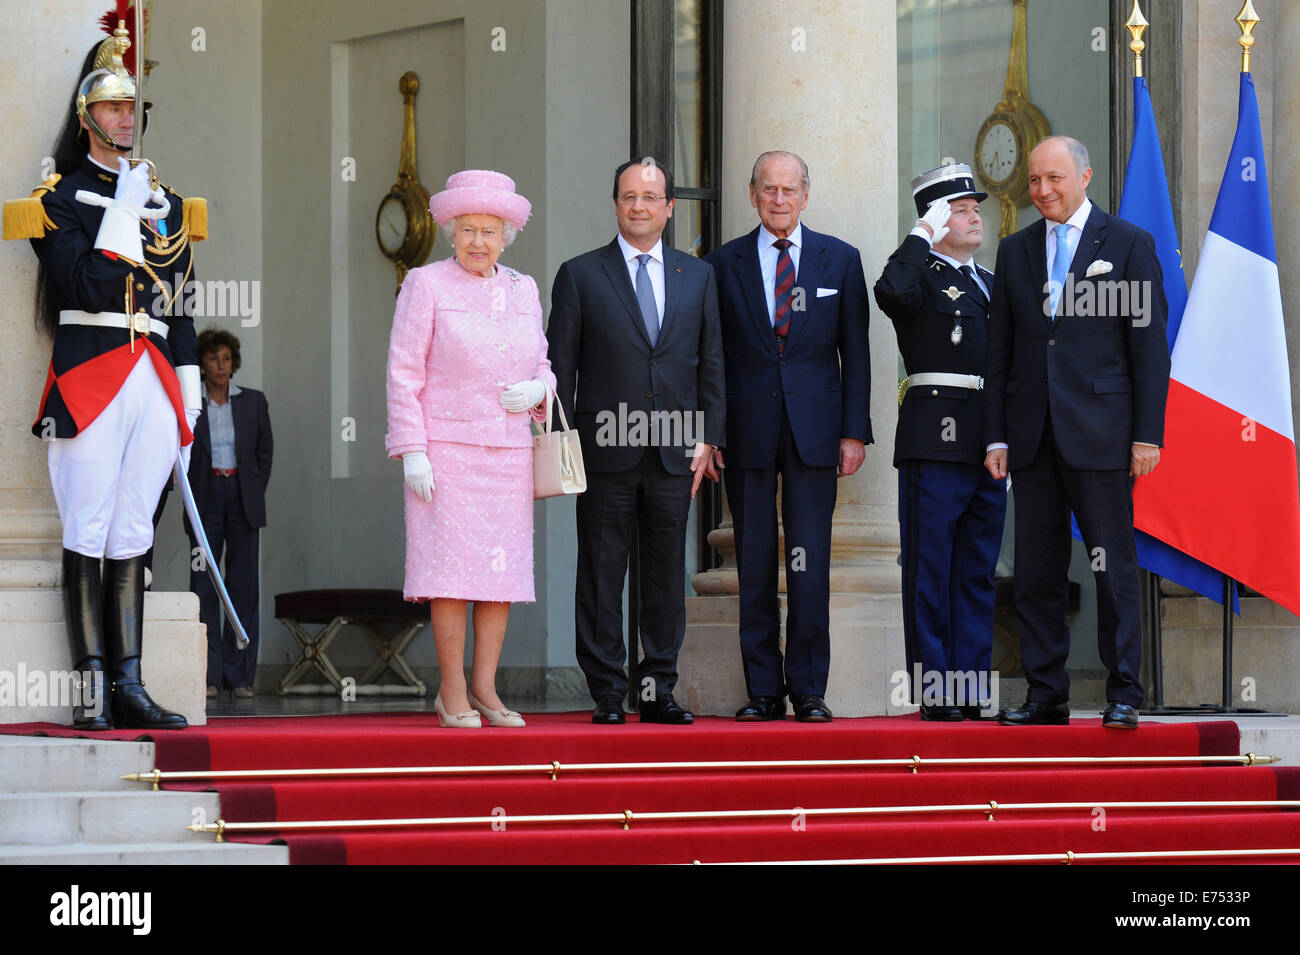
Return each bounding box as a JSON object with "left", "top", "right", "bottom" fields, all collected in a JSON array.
[
  {"left": 874, "top": 235, "right": 1006, "bottom": 704},
  {"left": 706, "top": 226, "right": 871, "bottom": 699},
  {"left": 185, "top": 386, "right": 273, "bottom": 689},
  {"left": 984, "top": 203, "right": 1169, "bottom": 706},
  {"left": 548, "top": 239, "right": 725, "bottom": 702}
]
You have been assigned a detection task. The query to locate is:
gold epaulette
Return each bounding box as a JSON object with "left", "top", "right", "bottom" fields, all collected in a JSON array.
[
  {"left": 2, "top": 174, "right": 61, "bottom": 240},
  {"left": 182, "top": 197, "right": 208, "bottom": 241}
]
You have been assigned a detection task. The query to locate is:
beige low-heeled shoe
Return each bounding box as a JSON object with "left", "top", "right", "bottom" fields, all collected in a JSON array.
[
  {"left": 468, "top": 690, "right": 526, "bottom": 728},
  {"left": 434, "top": 694, "right": 482, "bottom": 728}
]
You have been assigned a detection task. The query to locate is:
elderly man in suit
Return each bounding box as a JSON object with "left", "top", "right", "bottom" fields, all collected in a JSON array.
[
  {"left": 984, "top": 135, "right": 1169, "bottom": 729},
  {"left": 706, "top": 150, "right": 871, "bottom": 723},
  {"left": 548, "top": 158, "right": 725, "bottom": 725},
  {"left": 874, "top": 162, "right": 1006, "bottom": 721}
]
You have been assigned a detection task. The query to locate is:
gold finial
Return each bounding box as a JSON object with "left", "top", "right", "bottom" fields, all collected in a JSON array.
[
  {"left": 1126, "top": 1, "right": 1149, "bottom": 78},
  {"left": 1236, "top": 0, "right": 1260, "bottom": 74}
]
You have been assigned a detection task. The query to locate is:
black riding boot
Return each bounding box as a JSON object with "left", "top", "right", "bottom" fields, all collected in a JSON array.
[
  {"left": 61, "top": 549, "right": 113, "bottom": 731},
  {"left": 104, "top": 555, "right": 188, "bottom": 730}
]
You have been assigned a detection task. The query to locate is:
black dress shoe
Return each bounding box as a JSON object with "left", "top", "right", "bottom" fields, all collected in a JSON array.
[
  {"left": 1102, "top": 702, "right": 1139, "bottom": 729},
  {"left": 735, "top": 696, "right": 786, "bottom": 721},
  {"left": 591, "top": 695, "right": 626, "bottom": 724},
  {"left": 919, "top": 703, "right": 964, "bottom": 722},
  {"left": 959, "top": 704, "right": 997, "bottom": 721},
  {"left": 638, "top": 693, "right": 694, "bottom": 725},
  {"left": 792, "top": 694, "right": 833, "bottom": 723},
  {"left": 997, "top": 700, "right": 1070, "bottom": 726}
]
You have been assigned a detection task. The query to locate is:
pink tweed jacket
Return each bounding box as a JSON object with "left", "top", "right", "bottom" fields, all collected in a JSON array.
[{"left": 386, "top": 257, "right": 554, "bottom": 456}]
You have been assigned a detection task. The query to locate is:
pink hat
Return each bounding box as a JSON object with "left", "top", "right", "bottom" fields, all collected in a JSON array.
[{"left": 427, "top": 170, "right": 532, "bottom": 232}]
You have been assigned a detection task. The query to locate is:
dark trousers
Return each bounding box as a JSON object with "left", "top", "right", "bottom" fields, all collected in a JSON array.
[
  {"left": 724, "top": 405, "right": 837, "bottom": 698},
  {"left": 1012, "top": 417, "right": 1144, "bottom": 706},
  {"left": 575, "top": 447, "right": 691, "bottom": 702},
  {"left": 190, "top": 474, "right": 260, "bottom": 689},
  {"left": 899, "top": 460, "right": 1006, "bottom": 704}
]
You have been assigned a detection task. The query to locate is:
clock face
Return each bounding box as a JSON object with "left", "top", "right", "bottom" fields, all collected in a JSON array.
[
  {"left": 376, "top": 193, "right": 409, "bottom": 257},
  {"left": 979, "top": 120, "right": 1018, "bottom": 187}
]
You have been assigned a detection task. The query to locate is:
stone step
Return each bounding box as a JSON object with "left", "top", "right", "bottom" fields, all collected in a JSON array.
[
  {"left": 0, "top": 790, "right": 222, "bottom": 845},
  {"left": 0, "top": 841, "right": 288, "bottom": 864},
  {"left": 0, "top": 736, "right": 153, "bottom": 792}
]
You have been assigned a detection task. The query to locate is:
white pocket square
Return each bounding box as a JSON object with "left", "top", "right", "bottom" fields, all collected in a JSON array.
[
  {"left": 1085, "top": 260, "right": 1113, "bottom": 278},
  {"left": 816, "top": 287, "right": 838, "bottom": 298}
]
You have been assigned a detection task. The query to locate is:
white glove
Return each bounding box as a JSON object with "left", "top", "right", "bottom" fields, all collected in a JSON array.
[
  {"left": 499, "top": 379, "right": 547, "bottom": 413},
  {"left": 115, "top": 157, "right": 153, "bottom": 206},
  {"left": 917, "top": 198, "right": 951, "bottom": 246},
  {"left": 403, "top": 451, "right": 434, "bottom": 503},
  {"left": 179, "top": 408, "right": 200, "bottom": 476}
]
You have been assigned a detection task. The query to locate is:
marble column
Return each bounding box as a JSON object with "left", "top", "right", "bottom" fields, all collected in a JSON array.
[{"left": 676, "top": 0, "right": 909, "bottom": 717}]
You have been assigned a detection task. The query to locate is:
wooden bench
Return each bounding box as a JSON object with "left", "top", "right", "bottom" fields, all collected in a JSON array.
[{"left": 274, "top": 589, "right": 428, "bottom": 695}]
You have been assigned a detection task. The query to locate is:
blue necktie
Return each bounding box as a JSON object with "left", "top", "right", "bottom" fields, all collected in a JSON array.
[
  {"left": 1049, "top": 223, "right": 1071, "bottom": 319},
  {"left": 635, "top": 253, "right": 659, "bottom": 346}
]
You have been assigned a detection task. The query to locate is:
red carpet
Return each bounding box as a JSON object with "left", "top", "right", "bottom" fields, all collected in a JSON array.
[{"left": 8, "top": 712, "right": 1299, "bottom": 864}]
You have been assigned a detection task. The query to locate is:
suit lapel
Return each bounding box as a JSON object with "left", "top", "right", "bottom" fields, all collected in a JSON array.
[
  {"left": 658, "top": 247, "right": 686, "bottom": 347},
  {"left": 1068, "top": 203, "right": 1107, "bottom": 281},
  {"left": 734, "top": 227, "right": 778, "bottom": 356},
  {"left": 783, "top": 226, "right": 824, "bottom": 356},
  {"left": 599, "top": 240, "right": 653, "bottom": 349}
]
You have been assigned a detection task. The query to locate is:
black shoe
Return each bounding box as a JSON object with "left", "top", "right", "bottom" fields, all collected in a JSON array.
[
  {"left": 1102, "top": 701, "right": 1139, "bottom": 729},
  {"left": 104, "top": 556, "right": 188, "bottom": 730},
  {"left": 61, "top": 549, "right": 113, "bottom": 731},
  {"left": 592, "top": 694, "right": 626, "bottom": 724},
  {"left": 959, "top": 703, "right": 997, "bottom": 721},
  {"left": 919, "top": 703, "right": 964, "bottom": 722},
  {"left": 735, "top": 696, "right": 786, "bottom": 721},
  {"left": 997, "top": 700, "right": 1070, "bottom": 726},
  {"left": 792, "top": 694, "right": 833, "bottom": 722},
  {"left": 638, "top": 693, "right": 694, "bottom": 725}
]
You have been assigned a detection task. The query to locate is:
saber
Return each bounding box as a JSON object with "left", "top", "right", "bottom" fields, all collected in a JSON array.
[
  {"left": 175, "top": 458, "right": 250, "bottom": 650},
  {"left": 132, "top": 0, "right": 145, "bottom": 161}
]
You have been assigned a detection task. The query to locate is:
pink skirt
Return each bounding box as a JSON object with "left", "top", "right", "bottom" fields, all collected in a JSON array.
[{"left": 402, "top": 441, "right": 535, "bottom": 602}]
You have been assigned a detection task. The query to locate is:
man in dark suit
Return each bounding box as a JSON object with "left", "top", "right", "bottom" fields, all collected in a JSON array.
[
  {"left": 984, "top": 136, "right": 1169, "bottom": 729},
  {"left": 706, "top": 151, "right": 871, "bottom": 723},
  {"left": 186, "top": 330, "right": 273, "bottom": 696},
  {"left": 548, "top": 158, "right": 725, "bottom": 725},
  {"left": 874, "top": 162, "right": 1006, "bottom": 721}
]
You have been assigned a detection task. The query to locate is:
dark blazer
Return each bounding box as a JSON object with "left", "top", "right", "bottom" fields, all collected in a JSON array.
[
  {"left": 874, "top": 234, "right": 993, "bottom": 467},
  {"left": 547, "top": 239, "right": 725, "bottom": 476},
  {"left": 186, "top": 386, "right": 273, "bottom": 529},
  {"left": 984, "top": 204, "right": 1170, "bottom": 472},
  {"left": 705, "top": 225, "right": 871, "bottom": 468}
]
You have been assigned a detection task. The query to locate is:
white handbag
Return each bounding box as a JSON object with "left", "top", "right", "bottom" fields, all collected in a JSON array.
[{"left": 533, "top": 390, "right": 587, "bottom": 499}]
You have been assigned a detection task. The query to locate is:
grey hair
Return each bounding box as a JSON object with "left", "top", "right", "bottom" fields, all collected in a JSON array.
[
  {"left": 1034, "top": 135, "right": 1091, "bottom": 176},
  {"left": 439, "top": 214, "right": 519, "bottom": 248},
  {"left": 750, "top": 150, "right": 810, "bottom": 191}
]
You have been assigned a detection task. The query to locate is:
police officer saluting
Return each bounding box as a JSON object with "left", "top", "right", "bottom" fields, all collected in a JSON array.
[{"left": 873, "top": 162, "right": 1007, "bottom": 721}]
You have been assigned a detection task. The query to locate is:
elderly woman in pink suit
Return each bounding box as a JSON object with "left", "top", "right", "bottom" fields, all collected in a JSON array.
[{"left": 386, "top": 170, "right": 553, "bottom": 729}]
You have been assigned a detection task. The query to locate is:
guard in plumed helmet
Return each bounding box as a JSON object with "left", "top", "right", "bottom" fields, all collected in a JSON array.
[
  {"left": 873, "top": 161, "right": 1007, "bottom": 721},
  {"left": 3, "top": 4, "right": 209, "bottom": 731}
]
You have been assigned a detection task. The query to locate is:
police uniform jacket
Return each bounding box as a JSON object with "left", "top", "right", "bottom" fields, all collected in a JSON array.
[
  {"left": 29, "top": 155, "right": 197, "bottom": 442},
  {"left": 874, "top": 233, "right": 991, "bottom": 467}
]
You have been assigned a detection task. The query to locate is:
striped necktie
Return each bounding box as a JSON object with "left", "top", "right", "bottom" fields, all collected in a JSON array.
[{"left": 772, "top": 238, "right": 795, "bottom": 353}]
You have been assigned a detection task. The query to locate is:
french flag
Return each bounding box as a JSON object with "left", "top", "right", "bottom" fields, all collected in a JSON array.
[{"left": 1134, "top": 72, "right": 1300, "bottom": 617}]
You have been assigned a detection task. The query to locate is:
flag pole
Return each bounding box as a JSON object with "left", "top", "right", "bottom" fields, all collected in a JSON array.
[{"left": 1126, "top": 0, "right": 1148, "bottom": 78}]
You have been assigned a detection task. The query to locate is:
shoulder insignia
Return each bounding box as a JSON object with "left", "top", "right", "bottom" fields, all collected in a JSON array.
[
  {"left": 928, "top": 259, "right": 944, "bottom": 272},
  {"left": 2, "top": 175, "right": 62, "bottom": 240},
  {"left": 182, "top": 197, "right": 208, "bottom": 241}
]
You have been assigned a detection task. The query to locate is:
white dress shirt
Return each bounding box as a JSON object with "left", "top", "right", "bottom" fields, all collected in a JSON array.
[
  {"left": 757, "top": 223, "right": 803, "bottom": 324},
  {"left": 616, "top": 233, "right": 665, "bottom": 324},
  {"left": 1044, "top": 198, "right": 1093, "bottom": 279},
  {"left": 205, "top": 381, "right": 242, "bottom": 471}
]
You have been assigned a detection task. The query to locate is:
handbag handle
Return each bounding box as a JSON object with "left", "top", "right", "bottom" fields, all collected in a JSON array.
[{"left": 541, "top": 385, "right": 575, "bottom": 435}]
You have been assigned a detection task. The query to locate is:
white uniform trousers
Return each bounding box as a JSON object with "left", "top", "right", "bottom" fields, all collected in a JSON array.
[{"left": 48, "top": 355, "right": 179, "bottom": 559}]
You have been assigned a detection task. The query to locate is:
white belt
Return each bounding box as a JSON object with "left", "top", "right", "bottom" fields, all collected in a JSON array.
[
  {"left": 907, "top": 373, "right": 983, "bottom": 391},
  {"left": 59, "top": 310, "right": 169, "bottom": 338}
]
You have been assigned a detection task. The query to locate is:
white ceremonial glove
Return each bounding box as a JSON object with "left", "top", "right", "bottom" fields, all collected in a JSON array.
[
  {"left": 179, "top": 407, "right": 201, "bottom": 476},
  {"left": 499, "top": 379, "right": 547, "bottom": 413},
  {"left": 403, "top": 450, "right": 434, "bottom": 503},
  {"left": 917, "top": 198, "right": 951, "bottom": 246},
  {"left": 115, "top": 157, "right": 153, "bottom": 206}
]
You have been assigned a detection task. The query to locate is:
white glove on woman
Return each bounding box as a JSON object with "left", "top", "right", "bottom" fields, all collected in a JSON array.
[
  {"left": 403, "top": 450, "right": 434, "bottom": 502},
  {"left": 916, "top": 197, "right": 951, "bottom": 246},
  {"left": 499, "top": 379, "right": 547, "bottom": 413}
]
